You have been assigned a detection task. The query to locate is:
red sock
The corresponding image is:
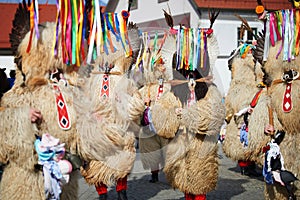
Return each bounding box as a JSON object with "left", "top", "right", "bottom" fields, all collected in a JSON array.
[
  {"left": 95, "top": 183, "right": 107, "bottom": 195},
  {"left": 238, "top": 160, "right": 251, "bottom": 167},
  {"left": 185, "top": 193, "right": 195, "bottom": 200},
  {"left": 194, "top": 194, "right": 206, "bottom": 200},
  {"left": 116, "top": 176, "right": 128, "bottom": 192}
]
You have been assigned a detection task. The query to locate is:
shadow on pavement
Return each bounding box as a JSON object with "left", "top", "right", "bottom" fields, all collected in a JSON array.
[{"left": 208, "top": 177, "right": 248, "bottom": 199}]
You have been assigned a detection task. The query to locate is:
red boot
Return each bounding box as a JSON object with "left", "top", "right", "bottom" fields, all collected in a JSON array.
[
  {"left": 96, "top": 183, "right": 108, "bottom": 200},
  {"left": 116, "top": 176, "right": 128, "bottom": 200},
  {"left": 185, "top": 193, "right": 206, "bottom": 200}
]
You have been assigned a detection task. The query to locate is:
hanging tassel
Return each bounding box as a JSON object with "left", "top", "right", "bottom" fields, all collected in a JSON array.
[
  {"left": 295, "top": 10, "right": 300, "bottom": 56},
  {"left": 61, "top": 0, "right": 68, "bottom": 63},
  {"left": 33, "top": 0, "right": 39, "bottom": 38},
  {"left": 189, "top": 28, "right": 194, "bottom": 70},
  {"left": 95, "top": 0, "right": 102, "bottom": 56},
  {"left": 176, "top": 27, "right": 181, "bottom": 70},
  {"left": 150, "top": 32, "right": 158, "bottom": 68},
  {"left": 283, "top": 10, "right": 290, "bottom": 61},
  {"left": 66, "top": 0, "right": 72, "bottom": 64},
  {"left": 76, "top": 0, "right": 84, "bottom": 66},
  {"left": 200, "top": 29, "right": 205, "bottom": 69},
  {"left": 276, "top": 10, "right": 285, "bottom": 59},
  {"left": 194, "top": 28, "right": 200, "bottom": 71},
  {"left": 53, "top": 0, "right": 60, "bottom": 57},
  {"left": 264, "top": 13, "right": 270, "bottom": 61},
  {"left": 26, "top": 1, "right": 36, "bottom": 53}
]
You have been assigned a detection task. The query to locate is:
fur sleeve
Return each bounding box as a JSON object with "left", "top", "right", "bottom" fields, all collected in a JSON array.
[
  {"left": 151, "top": 91, "right": 182, "bottom": 139},
  {"left": 181, "top": 85, "right": 225, "bottom": 136},
  {"left": 0, "top": 107, "right": 38, "bottom": 169}
]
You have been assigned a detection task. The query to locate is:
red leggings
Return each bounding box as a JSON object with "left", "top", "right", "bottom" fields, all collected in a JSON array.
[
  {"left": 185, "top": 193, "right": 206, "bottom": 200},
  {"left": 96, "top": 176, "right": 128, "bottom": 195}
]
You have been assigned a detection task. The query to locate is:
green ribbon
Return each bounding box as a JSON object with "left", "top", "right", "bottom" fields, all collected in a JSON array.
[{"left": 71, "top": 0, "right": 77, "bottom": 65}]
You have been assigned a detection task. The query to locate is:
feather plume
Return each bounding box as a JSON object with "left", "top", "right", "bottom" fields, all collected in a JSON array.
[
  {"left": 163, "top": 6, "right": 174, "bottom": 28},
  {"left": 9, "top": 0, "right": 30, "bottom": 56},
  {"left": 257, "top": 0, "right": 263, "bottom": 5},
  {"left": 9, "top": 0, "right": 30, "bottom": 72},
  {"left": 235, "top": 14, "right": 257, "bottom": 40},
  {"left": 252, "top": 31, "right": 265, "bottom": 66},
  {"left": 239, "top": 23, "right": 245, "bottom": 41},
  {"left": 209, "top": 9, "right": 220, "bottom": 29}
]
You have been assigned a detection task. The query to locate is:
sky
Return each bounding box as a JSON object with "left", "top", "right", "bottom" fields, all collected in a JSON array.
[{"left": 0, "top": 0, "right": 109, "bottom": 5}]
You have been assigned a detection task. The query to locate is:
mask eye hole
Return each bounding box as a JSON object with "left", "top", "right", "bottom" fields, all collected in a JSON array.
[{"left": 283, "top": 74, "right": 289, "bottom": 80}]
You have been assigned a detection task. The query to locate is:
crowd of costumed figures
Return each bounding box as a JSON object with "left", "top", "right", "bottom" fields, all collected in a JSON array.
[
  {"left": 0, "top": 0, "right": 300, "bottom": 200},
  {"left": 224, "top": 0, "right": 300, "bottom": 200}
]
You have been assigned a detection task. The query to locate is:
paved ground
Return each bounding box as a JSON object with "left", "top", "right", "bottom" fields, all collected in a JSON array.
[{"left": 78, "top": 143, "right": 265, "bottom": 200}]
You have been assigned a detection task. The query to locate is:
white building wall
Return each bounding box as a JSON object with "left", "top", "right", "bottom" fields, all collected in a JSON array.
[
  {"left": 0, "top": 56, "right": 15, "bottom": 77},
  {"left": 115, "top": 1, "right": 266, "bottom": 96},
  {"left": 115, "top": 0, "right": 199, "bottom": 27},
  {"left": 212, "top": 19, "right": 264, "bottom": 95}
]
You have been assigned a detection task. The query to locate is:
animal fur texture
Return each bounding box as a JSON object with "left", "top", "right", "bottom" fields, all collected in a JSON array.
[
  {"left": 1, "top": 20, "right": 126, "bottom": 200},
  {"left": 164, "top": 85, "right": 225, "bottom": 194},
  {"left": 79, "top": 73, "right": 142, "bottom": 186},
  {"left": 138, "top": 84, "right": 181, "bottom": 170},
  {"left": 79, "top": 22, "right": 145, "bottom": 187},
  {"left": 262, "top": 40, "right": 300, "bottom": 199},
  {"left": 223, "top": 54, "right": 259, "bottom": 161}
]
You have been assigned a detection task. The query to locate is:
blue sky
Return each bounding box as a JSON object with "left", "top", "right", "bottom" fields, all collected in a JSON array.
[{"left": 0, "top": 0, "right": 109, "bottom": 5}]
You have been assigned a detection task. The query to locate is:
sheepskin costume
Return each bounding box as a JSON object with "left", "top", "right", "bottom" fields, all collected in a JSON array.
[
  {"left": 137, "top": 34, "right": 182, "bottom": 174},
  {"left": 223, "top": 54, "right": 259, "bottom": 160},
  {"left": 79, "top": 22, "right": 145, "bottom": 187},
  {"left": 255, "top": 27, "right": 300, "bottom": 200},
  {"left": 222, "top": 51, "right": 278, "bottom": 165},
  {"left": 0, "top": 3, "right": 120, "bottom": 199},
  {"left": 163, "top": 32, "right": 225, "bottom": 196}
]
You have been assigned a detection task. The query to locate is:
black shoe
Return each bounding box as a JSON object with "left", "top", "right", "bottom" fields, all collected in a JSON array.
[
  {"left": 247, "top": 164, "right": 261, "bottom": 177},
  {"left": 99, "top": 193, "right": 107, "bottom": 200},
  {"left": 241, "top": 167, "right": 245, "bottom": 175},
  {"left": 149, "top": 172, "right": 159, "bottom": 183},
  {"left": 118, "top": 190, "right": 128, "bottom": 200},
  {"left": 240, "top": 167, "right": 250, "bottom": 176},
  {"left": 288, "top": 195, "right": 296, "bottom": 200},
  {"left": 248, "top": 169, "right": 261, "bottom": 177}
]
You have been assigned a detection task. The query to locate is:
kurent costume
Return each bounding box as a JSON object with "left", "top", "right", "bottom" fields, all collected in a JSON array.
[
  {"left": 246, "top": 2, "right": 300, "bottom": 199},
  {"left": 252, "top": 4, "right": 300, "bottom": 199},
  {"left": 79, "top": 18, "right": 144, "bottom": 200},
  {"left": 141, "top": 10, "right": 225, "bottom": 199},
  {"left": 0, "top": 1, "right": 121, "bottom": 199},
  {"left": 222, "top": 19, "right": 277, "bottom": 177},
  {"left": 223, "top": 42, "right": 270, "bottom": 164},
  {"left": 225, "top": 3, "right": 300, "bottom": 199},
  {"left": 138, "top": 32, "right": 182, "bottom": 183}
]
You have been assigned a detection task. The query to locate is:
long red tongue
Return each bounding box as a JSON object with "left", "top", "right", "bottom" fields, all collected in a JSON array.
[
  {"left": 53, "top": 84, "right": 71, "bottom": 130},
  {"left": 282, "top": 83, "right": 292, "bottom": 113},
  {"left": 100, "top": 74, "right": 110, "bottom": 98},
  {"left": 250, "top": 89, "right": 263, "bottom": 108}
]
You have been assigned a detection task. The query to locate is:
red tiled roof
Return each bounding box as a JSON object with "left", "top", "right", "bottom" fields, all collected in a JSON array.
[
  {"left": 194, "top": 0, "right": 292, "bottom": 10},
  {"left": 0, "top": 3, "right": 56, "bottom": 49}
]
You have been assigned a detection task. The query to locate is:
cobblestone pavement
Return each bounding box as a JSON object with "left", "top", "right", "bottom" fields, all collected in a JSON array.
[{"left": 79, "top": 143, "right": 265, "bottom": 200}]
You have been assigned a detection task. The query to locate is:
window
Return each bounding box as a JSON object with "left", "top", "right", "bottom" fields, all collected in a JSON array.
[
  {"left": 237, "top": 27, "right": 257, "bottom": 46},
  {"left": 158, "top": 0, "right": 169, "bottom": 3},
  {"left": 131, "top": 0, "right": 138, "bottom": 10}
]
